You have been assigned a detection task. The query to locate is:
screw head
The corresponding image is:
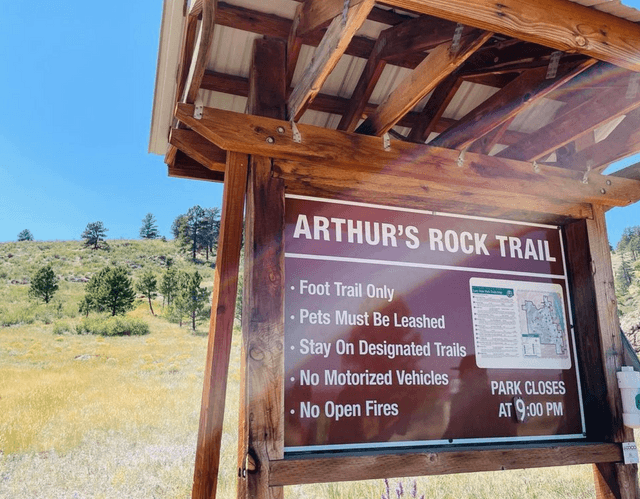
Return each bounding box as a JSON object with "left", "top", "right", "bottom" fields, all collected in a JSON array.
[
  {"left": 266, "top": 136, "right": 275, "bottom": 144},
  {"left": 606, "top": 180, "right": 612, "bottom": 186},
  {"left": 600, "top": 188, "right": 606, "bottom": 194},
  {"left": 277, "top": 126, "right": 285, "bottom": 134}
]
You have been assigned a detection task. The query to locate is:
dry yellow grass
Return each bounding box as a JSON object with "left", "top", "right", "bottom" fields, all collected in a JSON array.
[{"left": 0, "top": 309, "right": 628, "bottom": 498}]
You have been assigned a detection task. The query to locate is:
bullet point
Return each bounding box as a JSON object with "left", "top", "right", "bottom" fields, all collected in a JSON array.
[
  {"left": 290, "top": 315, "right": 295, "bottom": 320},
  {"left": 290, "top": 286, "right": 295, "bottom": 290},
  {"left": 290, "top": 377, "right": 295, "bottom": 382},
  {"left": 290, "top": 345, "right": 295, "bottom": 351},
  {"left": 290, "top": 409, "right": 295, "bottom": 415}
]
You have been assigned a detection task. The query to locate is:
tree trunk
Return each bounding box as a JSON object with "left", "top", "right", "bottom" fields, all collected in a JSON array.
[
  {"left": 148, "top": 296, "right": 155, "bottom": 316},
  {"left": 192, "top": 310, "right": 196, "bottom": 331}
]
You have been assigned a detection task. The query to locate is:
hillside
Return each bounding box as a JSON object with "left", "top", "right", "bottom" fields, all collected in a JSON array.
[{"left": 0, "top": 239, "right": 217, "bottom": 329}]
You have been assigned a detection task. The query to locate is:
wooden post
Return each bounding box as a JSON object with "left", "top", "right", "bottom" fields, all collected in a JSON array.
[
  {"left": 192, "top": 151, "right": 248, "bottom": 499},
  {"left": 237, "top": 36, "right": 287, "bottom": 499},
  {"left": 585, "top": 205, "right": 639, "bottom": 499}
]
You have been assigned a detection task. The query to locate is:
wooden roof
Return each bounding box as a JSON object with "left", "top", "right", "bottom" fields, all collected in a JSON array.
[{"left": 150, "top": 0, "right": 640, "bottom": 223}]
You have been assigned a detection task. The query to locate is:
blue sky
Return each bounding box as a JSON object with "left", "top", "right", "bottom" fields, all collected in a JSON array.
[{"left": 0, "top": 1, "right": 638, "bottom": 245}]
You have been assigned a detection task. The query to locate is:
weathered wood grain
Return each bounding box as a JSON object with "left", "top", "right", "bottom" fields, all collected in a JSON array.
[
  {"left": 191, "top": 152, "right": 247, "bottom": 499},
  {"left": 174, "top": 104, "right": 640, "bottom": 209},
  {"left": 379, "top": 0, "right": 640, "bottom": 71},
  {"left": 183, "top": 0, "right": 217, "bottom": 104},
  {"left": 269, "top": 443, "right": 622, "bottom": 486},
  {"left": 169, "top": 128, "right": 226, "bottom": 173}
]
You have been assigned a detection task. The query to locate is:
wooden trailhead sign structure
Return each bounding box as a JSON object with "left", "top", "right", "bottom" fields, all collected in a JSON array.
[{"left": 148, "top": 0, "right": 640, "bottom": 497}]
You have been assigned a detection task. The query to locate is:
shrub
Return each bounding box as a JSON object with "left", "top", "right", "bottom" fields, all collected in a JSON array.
[
  {"left": 75, "top": 315, "right": 149, "bottom": 336},
  {"left": 53, "top": 321, "right": 73, "bottom": 334}
]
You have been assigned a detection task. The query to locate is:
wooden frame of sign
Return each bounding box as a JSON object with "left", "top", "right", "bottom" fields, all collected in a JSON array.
[{"left": 158, "top": 3, "right": 640, "bottom": 497}]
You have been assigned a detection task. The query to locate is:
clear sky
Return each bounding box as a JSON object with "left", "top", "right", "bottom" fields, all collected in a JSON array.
[{"left": 0, "top": 0, "right": 638, "bottom": 245}]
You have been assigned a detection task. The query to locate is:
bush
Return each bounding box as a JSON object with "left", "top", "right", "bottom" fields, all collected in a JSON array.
[
  {"left": 53, "top": 321, "right": 73, "bottom": 334},
  {"left": 75, "top": 315, "right": 149, "bottom": 336}
]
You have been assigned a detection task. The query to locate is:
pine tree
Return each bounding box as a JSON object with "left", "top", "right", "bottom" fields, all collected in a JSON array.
[
  {"left": 136, "top": 270, "right": 158, "bottom": 315},
  {"left": 81, "top": 221, "right": 108, "bottom": 250},
  {"left": 172, "top": 206, "right": 209, "bottom": 260},
  {"left": 201, "top": 207, "right": 220, "bottom": 261},
  {"left": 616, "top": 257, "right": 634, "bottom": 294},
  {"left": 17, "top": 229, "right": 34, "bottom": 241},
  {"left": 139, "top": 213, "right": 160, "bottom": 239},
  {"left": 180, "top": 270, "right": 209, "bottom": 331},
  {"left": 160, "top": 266, "right": 179, "bottom": 308},
  {"left": 83, "top": 266, "right": 136, "bottom": 316},
  {"left": 29, "top": 265, "right": 58, "bottom": 303}
]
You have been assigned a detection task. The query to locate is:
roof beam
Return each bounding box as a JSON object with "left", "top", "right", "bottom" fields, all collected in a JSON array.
[
  {"left": 551, "top": 111, "right": 640, "bottom": 172},
  {"left": 182, "top": 0, "right": 217, "bottom": 104},
  {"left": 357, "top": 30, "right": 492, "bottom": 136},
  {"left": 467, "top": 116, "right": 515, "bottom": 155},
  {"left": 338, "top": 15, "right": 459, "bottom": 132},
  {"left": 407, "top": 73, "right": 462, "bottom": 143},
  {"left": 200, "top": 70, "right": 528, "bottom": 144},
  {"left": 169, "top": 128, "right": 226, "bottom": 173},
  {"left": 429, "top": 58, "right": 597, "bottom": 150},
  {"left": 379, "top": 0, "right": 640, "bottom": 71},
  {"left": 174, "top": 103, "right": 640, "bottom": 209},
  {"left": 498, "top": 75, "right": 640, "bottom": 162},
  {"left": 288, "top": 0, "right": 375, "bottom": 121},
  {"left": 168, "top": 151, "right": 224, "bottom": 183}
]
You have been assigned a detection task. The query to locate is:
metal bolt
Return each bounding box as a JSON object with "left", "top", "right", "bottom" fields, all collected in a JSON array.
[
  {"left": 266, "top": 136, "right": 275, "bottom": 144},
  {"left": 606, "top": 180, "right": 612, "bottom": 186},
  {"left": 600, "top": 188, "right": 606, "bottom": 194},
  {"left": 276, "top": 126, "right": 285, "bottom": 134}
]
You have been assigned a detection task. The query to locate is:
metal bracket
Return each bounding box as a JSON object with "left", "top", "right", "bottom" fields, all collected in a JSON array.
[
  {"left": 627, "top": 72, "right": 640, "bottom": 100},
  {"left": 383, "top": 132, "right": 391, "bottom": 151},
  {"left": 451, "top": 24, "right": 464, "bottom": 55},
  {"left": 194, "top": 97, "right": 204, "bottom": 120},
  {"left": 342, "top": 0, "right": 350, "bottom": 24},
  {"left": 290, "top": 120, "right": 302, "bottom": 143},
  {"left": 532, "top": 160, "right": 540, "bottom": 173},
  {"left": 457, "top": 149, "right": 466, "bottom": 167},
  {"left": 546, "top": 51, "right": 562, "bottom": 80},
  {"left": 582, "top": 161, "right": 593, "bottom": 184}
]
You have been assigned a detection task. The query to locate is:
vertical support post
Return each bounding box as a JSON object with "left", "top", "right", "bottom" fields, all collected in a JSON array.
[
  {"left": 192, "top": 151, "right": 248, "bottom": 499},
  {"left": 237, "top": 36, "right": 287, "bottom": 499},
  {"left": 586, "top": 205, "right": 639, "bottom": 499}
]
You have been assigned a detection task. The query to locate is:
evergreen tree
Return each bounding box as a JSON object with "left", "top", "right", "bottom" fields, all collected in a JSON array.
[
  {"left": 179, "top": 270, "right": 209, "bottom": 331},
  {"left": 172, "top": 206, "right": 212, "bottom": 261},
  {"left": 139, "top": 213, "right": 160, "bottom": 239},
  {"left": 136, "top": 270, "right": 158, "bottom": 315},
  {"left": 17, "top": 229, "right": 34, "bottom": 241},
  {"left": 616, "top": 257, "right": 634, "bottom": 294},
  {"left": 81, "top": 221, "right": 108, "bottom": 250},
  {"left": 160, "top": 266, "right": 180, "bottom": 308},
  {"left": 83, "top": 266, "right": 136, "bottom": 316},
  {"left": 29, "top": 265, "right": 58, "bottom": 303},
  {"left": 201, "top": 207, "right": 220, "bottom": 261}
]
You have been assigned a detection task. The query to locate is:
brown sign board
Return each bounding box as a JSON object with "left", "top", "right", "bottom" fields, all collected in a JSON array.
[{"left": 284, "top": 195, "right": 585, "bottom": 453}]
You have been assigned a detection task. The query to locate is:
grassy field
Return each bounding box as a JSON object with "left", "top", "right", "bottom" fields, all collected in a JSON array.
[{"left": 0, "top": 240, "right": 626, "bottom": 498}]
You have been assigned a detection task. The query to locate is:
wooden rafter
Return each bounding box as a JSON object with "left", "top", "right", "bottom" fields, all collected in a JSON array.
[
  {"left": 467, "top": 116, "right": 515, "bottom": 154},
  {"left": 169, "top": 128, "right": 226, "bottom": 173},
  {"left": 200, "top": 70, "right": 528, "bottom": 144},
  {"left": 407, "top": 73, "right": 462, "bottom": 143},
  {"left": 498, "top": 74, "right": 640, "bottom": 162},
  {"left": 338, "top": 15, "right": 459, "bottom": 132},
  {"left": 357, "top": 30, "right": 493, "bottom": 136},
  {"left": 174, "top": 103, "right": 640, "bottom": 209},
  {"left": 429, "top": 58, "right": 597, "bottom": 150},
  {"left": 168, "top": 151, "right": 224, "bottom": 183},
  {"left": 288, "top": 0, "right": 375, "bottom": 121},
  {"left": 379, "top": 0, "right": 640, "bottom": 71},
  {"left": 182, "top": 0, "right": 217, "bottom": 104}
]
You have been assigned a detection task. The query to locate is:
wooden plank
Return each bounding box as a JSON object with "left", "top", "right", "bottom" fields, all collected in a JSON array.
[
  {"left": 357, "top": 30, "right": 492, "bottom": 136},
  {"left": 183, "top": 0, "right": 217, "bottom": 103},
  {"left": 288, "top": 0, "right": 375, "bottom": 121},
  {"left": 174, "top": 104, "right": 640, "bottom": 209},
  {"left": 169, "top": 128, "right": 226, "bottom": 172},
  {"left": 269, "top": 443, "right": 622, "bottom": 486},
  {"left": 429, "top": 59, "right": 597, "bottom": 150},
  {"left": 498, "top": 80, "right": 640, "bottom": 162},
  {"left": 176, "top": 12, "right": 200, "bottom": 109},
  {"left": 167, "top": 153, "right": 225, "bottom": 183},
  {"left": 274, "top": 158, "right": 593, "bottom": 220},
  {"left": 586, "top": 205, "right": 640, "bottom": 499},
  {"left": 247, "top": 38, "right": 287, "bottom": 120},
  {"left": 199, "top": 70, "right": 527, "bottom": 143},
  {"left": 378, "top": 0, "right": 640, "bottom": 72},
  {"left": 611, "top": 163, "right": 640, "bottom": 182},
  {"left": 553, "top": 111, "right": 640, "bottom": 172},
  {"left": 339, "top": 15, "right": 459, "bottom": 132},
  {"left": 467, "top": 116, "right": 514, "bottom": 154},
  {"left": 191, "top": 151, "right": 248, "bottom": 499},
  {"left": 407, "top": 73, "right": 462, "bottom": 143},
  {"left": 241, "top": 157, "right": 285, "bottom": 499},
  {"left": 295, "top": 0, "right": 367, "bottom": 37}
]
